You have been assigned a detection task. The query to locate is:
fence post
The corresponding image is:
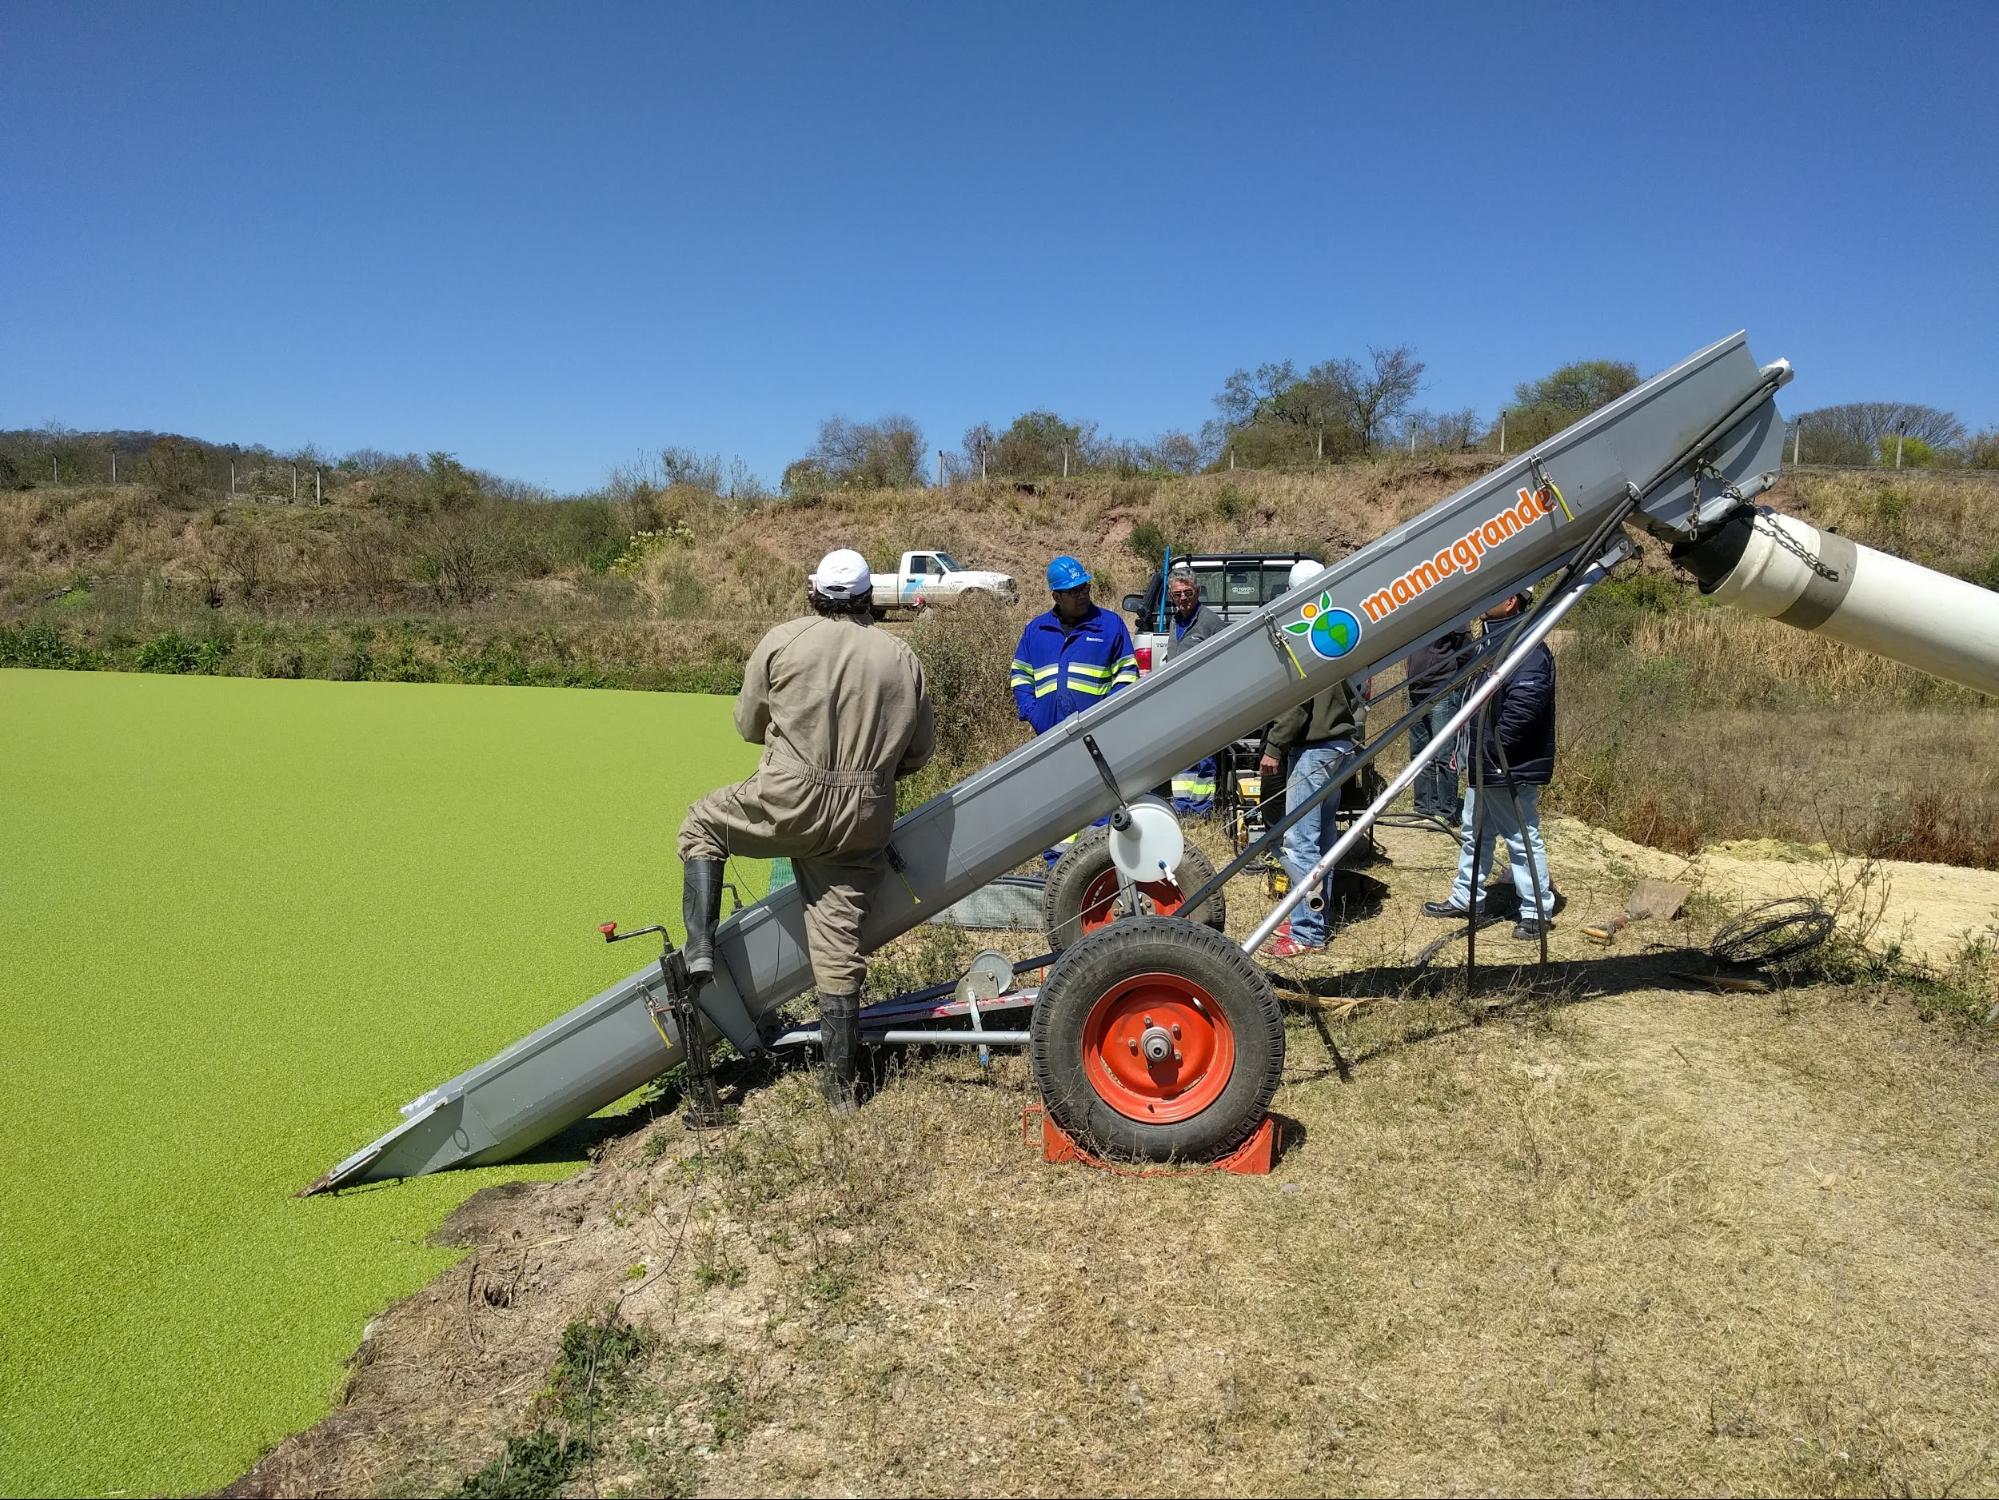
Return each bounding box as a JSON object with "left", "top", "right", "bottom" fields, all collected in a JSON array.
[
  {"left": 1062, "top": 444, "right": 1069, "bottom": 478},
  {"left": 291, "top": 465, "right": 298, "bottom": 501},
  {"left": 315, "top": 469, "right": 322, "bottom": 503},
  {"left": 111, "top": 451, "right": 117, "bottom": 483},
  {"left": 936, "top": 449, "right": 944, "bottom": 488},
  {"left": 230, "top": 462, "right": 236, "bottom": 496},
  {"left": 1792, "top": 424, "right": 1801, "bottom": 466},
  {"left": 1499, "top": 411, "right": 1506, "bottom": 455}
]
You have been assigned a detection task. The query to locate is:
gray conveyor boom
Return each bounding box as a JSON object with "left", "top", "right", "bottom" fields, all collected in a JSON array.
[{"left": 310, "top": 331, "right": 1797, "bottom": 1191}]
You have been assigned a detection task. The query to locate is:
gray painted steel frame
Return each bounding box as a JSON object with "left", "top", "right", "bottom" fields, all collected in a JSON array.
[{"left": 312, "top": 331, "right": 1790, "bottom": 1190}]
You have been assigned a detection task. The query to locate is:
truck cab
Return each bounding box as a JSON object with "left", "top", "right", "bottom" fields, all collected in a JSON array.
[
  {"left": 876, "top": 550, "right": 1019, "bottom": 616},
  {"left": 1123, "top": 551, "right": 1323, "bottom": 675}
]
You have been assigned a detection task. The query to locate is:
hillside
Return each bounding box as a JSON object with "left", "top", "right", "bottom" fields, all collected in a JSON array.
[{"left": 4, "top": 460, "right": 1998, "bottom": 865}]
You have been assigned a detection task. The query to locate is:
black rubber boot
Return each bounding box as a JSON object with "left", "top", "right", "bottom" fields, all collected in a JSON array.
[
  {"left": 818, "top": 991, "right": 861, "bottom": 1113},
  {"left": 680, "top": 858, "right": 725, "bottom": 982}
]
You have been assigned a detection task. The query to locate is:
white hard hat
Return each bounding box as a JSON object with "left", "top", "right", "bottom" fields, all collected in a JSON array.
[
  {"left": 811, "top": 548, "right": 872, "bottom": 599},
  {"left": 1288, "top": 558, "right": 1324, "bottom": 590}
]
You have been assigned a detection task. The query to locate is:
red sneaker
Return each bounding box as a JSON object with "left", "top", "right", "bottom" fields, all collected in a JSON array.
[{"left": 1266, "top": 933, "right": 1325, "bottom": 959}]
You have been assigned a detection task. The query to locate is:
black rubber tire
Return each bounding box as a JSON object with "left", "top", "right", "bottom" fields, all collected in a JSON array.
[
  {"left": 1041, "top": 823, "right": 1226, "bottom": 953},
  {"left": 1030, "top": 916, "right": 1284, "bottom": 1163}
]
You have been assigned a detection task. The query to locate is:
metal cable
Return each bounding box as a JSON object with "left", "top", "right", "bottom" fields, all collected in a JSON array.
[{"left": 1711, "top": 898, "right": 1835, "bottom": 968}]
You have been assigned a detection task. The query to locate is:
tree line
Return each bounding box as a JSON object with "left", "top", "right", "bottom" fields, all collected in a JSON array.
[{"left": 8, "top": 352, "right": 1996, "bottom": 506}]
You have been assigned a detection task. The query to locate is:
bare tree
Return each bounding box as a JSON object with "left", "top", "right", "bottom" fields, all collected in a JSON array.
[
  {"left": 1342, "top": 345, "right": 1425, "bottom": 453},
  {"left": 1149, "top": 430, "right": 1206, "bottom": 474},
  {"left": 1790, "top": 402, "right": 1966, "bottom": 465},
  {"left": 1401, "top": 406, "right": 1482, "bottom": 452},
  {"left": 144, "top": 437, "right": 209, "bottom": 505}
]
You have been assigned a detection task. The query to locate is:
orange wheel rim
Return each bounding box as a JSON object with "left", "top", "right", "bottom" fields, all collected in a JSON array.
[
  {"left": 1078, "top": 869, "right": 1123, "bottom": 935},
  {"left": 1080, "top": 971, "right": 1234, "bottom": 1123},
  {"left": 1078, "top": 872, "right": 1186, "bottom": 936}
]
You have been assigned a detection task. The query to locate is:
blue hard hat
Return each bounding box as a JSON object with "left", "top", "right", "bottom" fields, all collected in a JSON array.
[{"left": 1046, "top": 555, "right": 1092, "bottom": 591}]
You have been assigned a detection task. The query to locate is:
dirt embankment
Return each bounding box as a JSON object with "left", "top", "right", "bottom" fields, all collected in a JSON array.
[{"left": 228, "top": 821, "right": 1999, "bottom": 1498}]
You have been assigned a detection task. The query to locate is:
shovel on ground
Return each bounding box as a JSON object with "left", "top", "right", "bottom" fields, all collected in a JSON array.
[{"left": 1580, "top": 878, "right": 1689, "bottom": 946}]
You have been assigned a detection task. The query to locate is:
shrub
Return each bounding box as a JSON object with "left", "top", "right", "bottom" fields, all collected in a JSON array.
[
  {"left": 452, "top": 1430, "right": 589, "bottom": 1499},
  {"left": 135, "top": 632, "right": 204, "bottom": 674},
  {"left": 1126, "top": 518, "right": 1173, "bottom": 565},
  {"left": 0, "top": 623, "right": 95, "bottom": 669}
]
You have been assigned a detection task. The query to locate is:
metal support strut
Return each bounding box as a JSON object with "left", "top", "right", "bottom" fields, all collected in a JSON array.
[
  {"left": 600, "top": 920, "right": 729, "bottom": 1128},
  {"left": 1242, "top": 546, "right": 1622, "bottom": 955}
]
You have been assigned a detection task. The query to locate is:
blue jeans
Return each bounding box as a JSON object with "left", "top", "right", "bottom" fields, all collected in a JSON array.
[
  {"left": 1449, "top": 784, "right": 1554, "bottom": 915},
  {"left": 1280, "top": 740, "right": 1356, "bottom": 947},
  {"left": 1407, "top": 690, "right": 1462, "bottom": 819}
]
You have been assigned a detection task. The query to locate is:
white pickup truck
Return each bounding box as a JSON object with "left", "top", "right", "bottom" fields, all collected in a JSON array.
[{"left": 873, "top": 550, "right": 1019, "bottom": 617}]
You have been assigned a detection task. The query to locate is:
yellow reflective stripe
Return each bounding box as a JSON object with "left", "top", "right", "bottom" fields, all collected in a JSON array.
[
  {"left": 1031, "top": 664, "right": 1060, "bottom": 680},
  {"left": 1069, "top": 680, "right": 1110, "bottom": 697},
  {"left": 1115, "top": 655, "right": 1138, "bottom": 671},
  {"left": 1033, "top": 683, "right": 1058, "bottom": 697},
  {"left": 1010, "top": 659, "right": 1032, "bottom": 672},
  {"left": 1067, "top": 661, "right": 1114, "bottom": 678},
  {"left": 1112, "top": 671, "right": 1139, "bottom": 686},
  {"left": 1172, "top": 782, "right": 1216, "bottom": 797}
]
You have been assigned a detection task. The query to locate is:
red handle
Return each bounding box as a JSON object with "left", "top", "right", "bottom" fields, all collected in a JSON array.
[{"left": 598, "top": 922, "right": 618, "bottom": 939}]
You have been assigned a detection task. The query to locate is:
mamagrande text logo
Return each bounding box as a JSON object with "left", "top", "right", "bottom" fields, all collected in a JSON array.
[{"left": 1359, "top": 488, "right": 1556, "bottom": 624}]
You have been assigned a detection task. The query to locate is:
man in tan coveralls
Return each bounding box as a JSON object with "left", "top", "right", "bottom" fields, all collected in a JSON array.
[{"left": 678, "top": 548, "right": 936, "bottom": 1108}]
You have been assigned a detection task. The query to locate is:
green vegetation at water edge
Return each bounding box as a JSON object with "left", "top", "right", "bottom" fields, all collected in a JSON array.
[{"left": 0, "top": 670, "right": 764, "bottom": 1496}]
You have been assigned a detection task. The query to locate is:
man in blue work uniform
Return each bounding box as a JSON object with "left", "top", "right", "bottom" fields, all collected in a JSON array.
[{"left": 1010, "top": 555, "right": 1139, "bottom": 862}]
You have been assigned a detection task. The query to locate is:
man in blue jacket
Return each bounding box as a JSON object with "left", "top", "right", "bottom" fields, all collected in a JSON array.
[
  {"left": 1422, "top": 591, "right": 1558, "bottom": 939},
  {"left": 1011, "top": 555, "right": 1139, "bottom": 861},
  {"left": 1010, "top": 555, "right": 1139, "bottom": 731}
]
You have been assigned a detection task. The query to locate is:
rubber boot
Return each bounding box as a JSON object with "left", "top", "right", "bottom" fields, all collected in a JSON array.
[
  {"left": 680, "top": 858, "right": 725, "bottom": 983},
  {"left": 818, "top": 991, "right": 861, "bottom": 1113}
]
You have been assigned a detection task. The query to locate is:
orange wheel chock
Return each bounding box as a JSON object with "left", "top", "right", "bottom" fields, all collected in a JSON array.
[{"left": 1021, "top": 1105, "right": 1281, "bottom": 1176}]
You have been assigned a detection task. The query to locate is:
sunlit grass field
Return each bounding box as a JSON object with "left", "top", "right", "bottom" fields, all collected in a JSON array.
[{"left": 0, "top": 670, "right": 762, "bottom": 1496}]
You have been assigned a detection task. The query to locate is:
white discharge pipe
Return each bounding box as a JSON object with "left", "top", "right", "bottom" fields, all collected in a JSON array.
[{"left": 1695, "top": 510, "right": 1999, "bottom": 697}]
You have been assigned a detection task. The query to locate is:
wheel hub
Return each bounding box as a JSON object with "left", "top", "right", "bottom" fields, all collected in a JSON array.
[{"left": 1081, "top": 971, "right": 1236, "bottom": 1124}]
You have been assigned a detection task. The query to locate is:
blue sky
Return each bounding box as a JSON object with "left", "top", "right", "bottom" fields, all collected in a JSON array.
[{"left": 4, "top": 1, "right": 1995, "bottom": 492}]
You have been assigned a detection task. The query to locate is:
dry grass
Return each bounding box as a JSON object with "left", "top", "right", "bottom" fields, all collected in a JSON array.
[{"left": 231, "top": 822, "right": 1999, "bottom": 1499}]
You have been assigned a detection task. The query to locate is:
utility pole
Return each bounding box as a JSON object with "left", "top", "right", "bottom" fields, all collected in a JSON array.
[
  {"left": 1498, "top": 411, "right": 1507, "bottom": 455},
  {"left": 1061, "top": 444, "right": 1069, "bottom": 479},
  {"left": 315, "top": 469, "right": 322, "bottom": 504},
  {"left": 1229, "top": 446, "right": 1236, "bottom": 472},
  {"left": 230, "top": 462, "right": 236, "bottom": 496},
  {"left": 1792, "top": 423, "right": 1802, "bottom": 466},
  {"left": 936, "top": 449, "right": 944, "bottom": 488},
  {"left": 1409, "top": 428, "right": 1417, "bottom": 455},
  {"left": 291, "top": 464, "right": 298, "bottom": 501},
  {"left": 111, "top": 451, "right": 117, "bottom": 483},
  {"left": 1894, "top": 421, "right": 1907, "bottom": 469},
  {"left": 979, "top": 441, "right": 988, "bottom": 480}
]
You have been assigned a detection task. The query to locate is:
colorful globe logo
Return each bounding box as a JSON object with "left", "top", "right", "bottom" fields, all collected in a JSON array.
[{"left": 1283, "top": 592, "right": 1363, "bottom": 660}]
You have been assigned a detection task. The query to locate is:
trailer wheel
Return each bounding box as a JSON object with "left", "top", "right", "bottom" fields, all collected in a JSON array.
[
  {"left": 1030, "top": 917, "right": 1282, "bottom": 1163},
  {"left": 1042, "top": 824, "right": 1225, "bottom": 952}
]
